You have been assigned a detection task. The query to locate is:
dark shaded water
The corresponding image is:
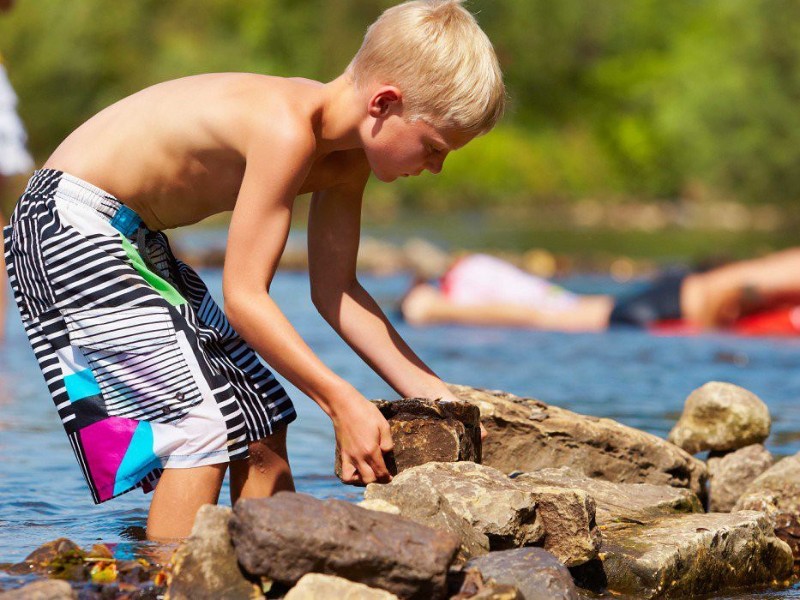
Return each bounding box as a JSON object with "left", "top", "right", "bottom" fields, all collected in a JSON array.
[{"left": 1, "top": 269, "right": 799, "bottom": 598}]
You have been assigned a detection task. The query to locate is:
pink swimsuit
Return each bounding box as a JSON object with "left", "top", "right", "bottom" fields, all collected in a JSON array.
[{"left": 440, "top": 254, "right": 579, "bottom": 312}]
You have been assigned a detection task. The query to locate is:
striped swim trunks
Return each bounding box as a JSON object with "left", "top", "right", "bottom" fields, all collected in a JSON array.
[{"left": 3, "top": 169, "right": 296, "bottom": 503}]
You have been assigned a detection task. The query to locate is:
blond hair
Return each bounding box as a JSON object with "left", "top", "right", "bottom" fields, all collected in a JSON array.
[{"left": 348, "top": 0, "right": 505, "bottom": 136}]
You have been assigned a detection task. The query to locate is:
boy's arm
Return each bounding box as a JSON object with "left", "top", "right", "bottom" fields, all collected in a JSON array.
[
  {"left": 308, "top": 174, "right": 461, "bottom": 405},
  {"left": 224, "top": 129, "right": 393, "bottom": 485}
]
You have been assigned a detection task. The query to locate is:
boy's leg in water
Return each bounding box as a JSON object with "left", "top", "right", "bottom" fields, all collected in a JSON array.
[
  {"left": 229, "top": 426, "right": 295, "bottom": 503},
  {"left": 146, "top": 463, "right": 227, "bottom": 541}
]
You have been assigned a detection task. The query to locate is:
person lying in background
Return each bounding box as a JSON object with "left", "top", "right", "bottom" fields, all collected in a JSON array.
[{"left": 400, "top": 249, "right": 800, "bottom": 333}]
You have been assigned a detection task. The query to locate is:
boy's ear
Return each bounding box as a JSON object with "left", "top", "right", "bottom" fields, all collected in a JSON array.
[{"left": 368, "top": 86, "right": 402, "bottom": 119}]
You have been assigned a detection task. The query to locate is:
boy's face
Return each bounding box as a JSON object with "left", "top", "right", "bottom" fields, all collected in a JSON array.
[{"left": 361, "top": 87, "right": 474, "bottom": 182}]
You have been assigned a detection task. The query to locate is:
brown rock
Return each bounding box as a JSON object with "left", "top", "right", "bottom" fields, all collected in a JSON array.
[
  {"left": 668, "top": 381, "right": 770, "bottom": 454},
  {"left": 0, "top": 580, "right": 75, "bottom": 599},
  {"left": 465, "top": 548, "right": 578, "bottom": 600},
  {"left": 166, "top": 505, "right": 260, "bottom": 600},
  {"left": 336, "top": 398, "right": 481, "bottom": 483},
  {"left": 575, "top": 511, "right": 792, "bottom": 598},
  {"left": 365, "top": 462, "right": 542, "bottom": 552},
  {"left": 6, "top": 539, "right": 84, "bottom": 575},
  {"left": 362, "top": 471, "right": 490, "bottom": 563},
  {"left": 284, "top": 573, "right": 399, "bottom": 599},
  {"left": 707, "top": 444, "right": 773, "bottom": 512},
  {"left": 449, "top": 384, "right": 707, "bottom": 501},
  {"left": 514, "top": 467, "right": 702, "bottom": 526},
  {"left": 735, "top": 451, "right": 800, "bottom": 559},
  {"left": 230, "top": 492, "right": 460, "bottom": 600}
]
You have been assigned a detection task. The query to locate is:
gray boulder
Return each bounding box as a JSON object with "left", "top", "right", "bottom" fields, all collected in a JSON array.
[
  {"left": 575, "top": 511, "right": 793, "bottom": 598},
  {"left": 465, "top": 548, "right": 578, "bottom": 600},
  {"left": 337, "top": 398, "right": 481, "bottom": 482},
  {"left": 708, "top": 444, "right": 773, "bottom": 512},
  {"left": 449, "top": 384, "right": 707, "bottom": 500},
  {"left": 366, "top": 462, "right": 600, "bottom": 566},
  {"left": 284, "top": 574, "right": 398, "bottom": 599},
  {"left": 668, "top": 381, "right": 770, "bottom": 454},
  {"left": 0, "top": 580, "right": 75, "bottom": 600},
  {"left": 362, "top": 473, "right": 490, "bottom": 563},
  {"left": 167, "top": 504, "right": 260, "bottom": 600},
  {"left": 514, "top": 467, "right": 702, "bottom": 526},
  {"left": 735, "top": 452, "right": 800, "bottom": 559},
  {"left": 365, "top": 462, "right": 541, "bottom": 552},
  {"left": 229, "top": 492, "right": 459, "bottom": 600}
]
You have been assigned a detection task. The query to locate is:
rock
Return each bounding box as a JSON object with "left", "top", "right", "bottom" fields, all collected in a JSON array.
[
  {"left": 358, "top": 498, "right": 401, "bottom": 515},
  {"left": 230, "top": 492, "right": 459, "bottom": 600},
  {"left": 465, "top": 548, "right": 579, "bottom": 600},
  {"left": 503, "top": 482, "right": 600, "bottom": 567},
  {"left": 668, "top": 381, "right": 770, "bottom": 454},
  {"left": 284, "top": 573, "right": 399, "bottom": 599},
  {"left": 450, "top": 569, "right": 522, "bottom": 600},
  {"left": 166, "top": 504, "right": 260, "bottom": 600},
  {"left": 708, "top": 444, "right": 773, "bottom": 512},
  {"left": 514, "top": 467, "right": 703, "bottom": 525},
  {"left": 6, "top": 539, "right": 85, "bottom": 576},
  {"left": 363, "top": 470, "right": 490, "bottom": 563},
  {"left": 449, "top": 384, "right": 708, "bottom": 501},
  {"left": 0, "top": 580, "right": 75, "bottom": 599},
  {"left": 735, "top": 452, "right": 800, "bottom": 559},
  {"left": 574, "top": 511, "right": 793, "bottom": 598},
  {"left": 365, "top": 462, "right": 542, "bottom": 552},
  {"left": 336, "top": 398, "right": 481, "bottom": 483}
]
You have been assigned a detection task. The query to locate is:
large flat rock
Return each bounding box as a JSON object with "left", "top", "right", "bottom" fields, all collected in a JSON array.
[
  {"left": 574, "top": 511, "right": 793, "bottom": 599},
  {"left": 366, "top": 462, "right": 600, "bottom": 566},
  {"left": 514, "top": 467, "right": 702, "bottom": 526},
  {"left": 229, "top": 492, "right": 459, "bottom": 600},
  {"left": 449, "top": 385, "right": 708, "bottom": 501}
]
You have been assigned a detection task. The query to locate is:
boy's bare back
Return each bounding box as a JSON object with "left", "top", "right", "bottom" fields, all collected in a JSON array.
[{"left": 45, "top": 73, "right": 366, "bottom": 230}]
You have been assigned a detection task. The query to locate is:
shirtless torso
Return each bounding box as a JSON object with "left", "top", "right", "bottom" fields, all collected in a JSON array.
[{"left": 44, "top": 73, "right": 368, "bottom": 230}]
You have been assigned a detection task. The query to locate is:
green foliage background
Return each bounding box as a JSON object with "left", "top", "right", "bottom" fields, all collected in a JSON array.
[{"left": 2, "top": 0, "right": 799, "bottom": 209}]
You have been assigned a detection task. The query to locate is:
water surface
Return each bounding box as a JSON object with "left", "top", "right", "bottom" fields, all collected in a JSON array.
[{"left": 1, "top": 269, "right": 798, "bottom": 598}]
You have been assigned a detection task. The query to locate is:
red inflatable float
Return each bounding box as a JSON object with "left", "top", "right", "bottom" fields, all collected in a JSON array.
[{"left": 651, "top": 305, "right": 800, "bottom": 337}]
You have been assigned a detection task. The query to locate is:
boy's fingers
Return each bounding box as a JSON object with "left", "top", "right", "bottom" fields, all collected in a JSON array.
[
  {"left": 379, "top": 423, "right": 394, "bottom": 453},
  {"left": 355, "top": 459, "right": 377, "bottom": 485},
  {"left": 480, "top": 423, "right": 488, "bottom": 441},
  {"left": 365, "top": 450, "right": 391, "bottom": 483}
]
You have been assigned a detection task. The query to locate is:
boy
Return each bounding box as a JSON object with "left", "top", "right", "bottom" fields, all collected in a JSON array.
[{"left": 3, "top": 0, "right": 505, "bottom": 540}]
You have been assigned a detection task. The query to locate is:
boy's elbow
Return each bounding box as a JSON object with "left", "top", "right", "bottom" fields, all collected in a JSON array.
[{"left": 310, "top": 278, "right": 354, "bottom": 322}]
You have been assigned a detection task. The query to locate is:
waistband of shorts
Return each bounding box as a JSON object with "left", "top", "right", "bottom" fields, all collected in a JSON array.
[{"left": 29, "top": 168, "right": 149, "bottom": 236}]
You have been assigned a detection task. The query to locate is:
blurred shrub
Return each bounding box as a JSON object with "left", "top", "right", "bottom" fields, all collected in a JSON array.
[{"left": 1, "top": 0, "right": 798, "bottom": 208}]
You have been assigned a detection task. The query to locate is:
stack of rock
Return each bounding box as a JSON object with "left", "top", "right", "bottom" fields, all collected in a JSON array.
[
  {"left": 668, "top": 381, "right": 773, "bottom": 512},
  {"left": 6, "top": 384, "right": 798, "bottom": 599}
]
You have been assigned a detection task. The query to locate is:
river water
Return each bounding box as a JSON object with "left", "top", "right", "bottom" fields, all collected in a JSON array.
[{"left": 1, "top": 268, "right": 799, "bottom": 598}]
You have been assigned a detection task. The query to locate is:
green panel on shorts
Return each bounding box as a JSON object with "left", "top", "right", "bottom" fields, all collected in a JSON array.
[{"left": 120, "top": 235, "right": 187, "bottom": 306}]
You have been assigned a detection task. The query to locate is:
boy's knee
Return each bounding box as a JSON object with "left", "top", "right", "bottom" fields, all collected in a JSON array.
[{"left": 248, "top": 427, "right": 289, "bottom": 464}]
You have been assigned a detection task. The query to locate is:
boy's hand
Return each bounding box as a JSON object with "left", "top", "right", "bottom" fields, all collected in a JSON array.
[{"left": 333, "top": 396, "right": 394, "bottom": 485}]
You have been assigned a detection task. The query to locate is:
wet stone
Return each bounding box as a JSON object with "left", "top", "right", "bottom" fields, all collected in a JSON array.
[{"left": 0, "top": 579, "right": 76, "bottom": 599}]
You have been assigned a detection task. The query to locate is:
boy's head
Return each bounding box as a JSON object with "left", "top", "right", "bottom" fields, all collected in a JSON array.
[{"left": 348, "top": 0, "right": 505, "bottom": 137}]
